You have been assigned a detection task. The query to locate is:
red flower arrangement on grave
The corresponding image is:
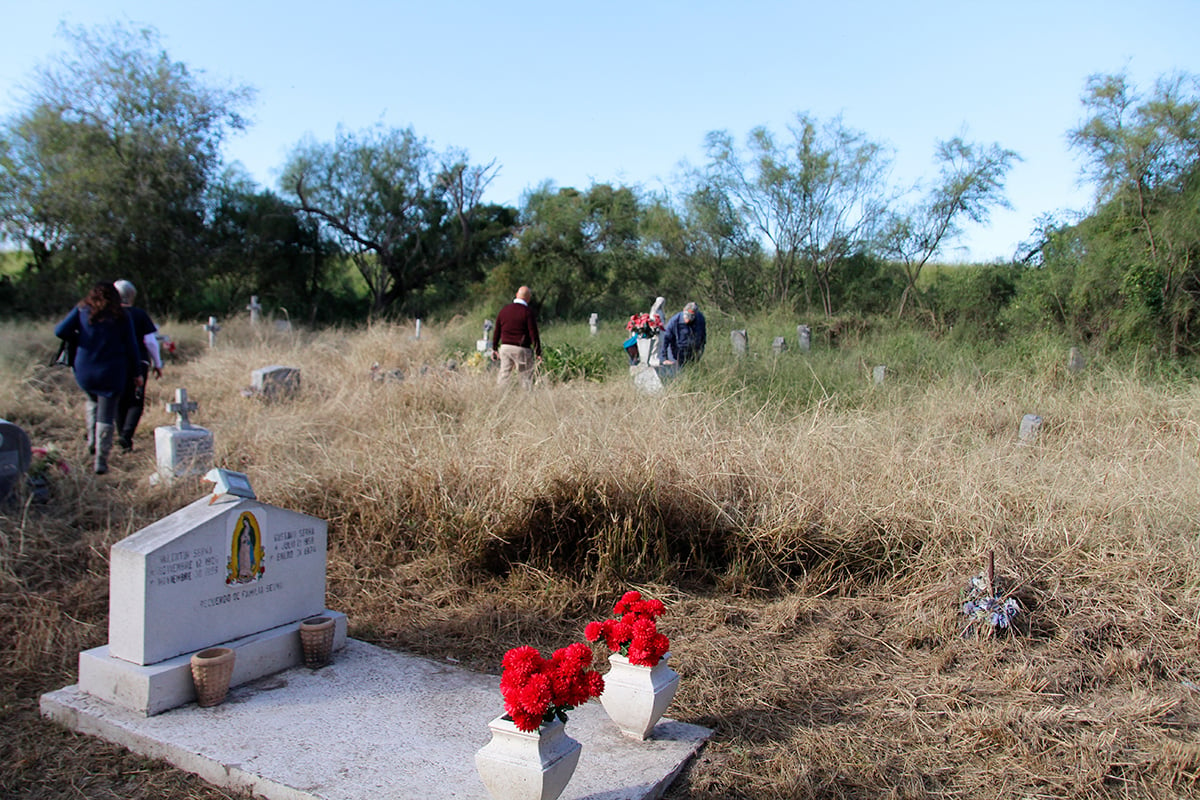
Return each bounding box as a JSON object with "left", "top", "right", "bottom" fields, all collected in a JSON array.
[
  {"left": 626, "top": 313, "right": 663, "bottom": 339},
  {"left": 584, "top": 590, "right": 670, "bottom": 667},
  {"left": 499, "top": 641, "right": 606, "bottom": 732}
]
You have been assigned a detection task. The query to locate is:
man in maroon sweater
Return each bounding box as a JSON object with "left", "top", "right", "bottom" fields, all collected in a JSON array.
[{"left": 491, "top": 285, "right": 542, "bottom": 387}]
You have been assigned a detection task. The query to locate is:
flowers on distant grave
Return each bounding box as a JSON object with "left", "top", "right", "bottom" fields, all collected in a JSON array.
[
  {"left": 961, "top": 571, "right": 1020, "bottom": 635},
  {"left": 28, "top": 445, "right": 70, "bottom": 480},
  {"left": 499, "top": 642, "right": 605, "bottom": 732},
  {"left": 626, "top": 313, "right": 663, "bottom": 339},
  {"left": 585, "top": 590, "right": 670, "bottom": 666}
]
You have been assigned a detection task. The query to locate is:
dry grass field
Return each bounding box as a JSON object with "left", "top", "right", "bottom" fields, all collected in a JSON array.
[{"left": 4, "top": 315, "right": 1200, "bottom": 799}]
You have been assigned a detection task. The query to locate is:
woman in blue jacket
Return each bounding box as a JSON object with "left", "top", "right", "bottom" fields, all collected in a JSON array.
[{"left": 55, "top": 283, "right": 143, "bottom": 474}]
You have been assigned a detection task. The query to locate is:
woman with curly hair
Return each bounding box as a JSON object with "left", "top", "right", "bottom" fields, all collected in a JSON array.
[{"left": 54, "top": 282, "right": 143, "bottom": 474}]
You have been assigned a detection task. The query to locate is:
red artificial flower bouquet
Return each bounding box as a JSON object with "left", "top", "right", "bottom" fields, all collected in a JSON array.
[
  {"left": 626, "top": 313, "right": 663, "bottom": 339},
  {"left": 499, "top": 642, "right": 606, "bottom": 732},
  {"left": 584, "top": 590, "right": 670, "bottom": 667}
]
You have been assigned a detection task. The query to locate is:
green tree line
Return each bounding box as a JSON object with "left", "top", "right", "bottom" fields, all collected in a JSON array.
[{"left": 2, "top": 24, "right": 1199, "bottom": 357}]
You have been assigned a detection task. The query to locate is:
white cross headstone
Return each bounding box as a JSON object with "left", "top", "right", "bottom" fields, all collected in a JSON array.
[
  {"left": 204, "top": 316, "right": 221, "bottom": 348},
  {"left": 154, "top": 388, "right": 214, "bottom": 484},
  {"left": 589, "top": 313, "right": 598, "bottom": 336},
  {"left": 797, "top": 325, "right": 811, "bottom": 353},
  {"left": 252, "top": 365, "right": 301, "bottom": 400},
  {"left": 479, "top": 319, "right": 494, "bottom": 354},
  {"left": 731, "top": 330, "right": 748, "bottom": 356},
  {"left": 0, "top": 418, "right": 32, "bottom": 503},
  {"left": 873, "top": 365, "right": 887, "bottom": 385},
  {"left": 69, "top": 490, "right": 342, "bottom": 715},
  {"left": 414, "top": 319, "right": 422, "bottom": 340},
  {"left": 247, "top": 296, "right": 263, "bottom": 326}
]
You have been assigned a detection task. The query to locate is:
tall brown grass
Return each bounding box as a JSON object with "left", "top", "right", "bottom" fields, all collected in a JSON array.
[{"left": 3, "top": 315, "right": 1200, "bottom": 798}]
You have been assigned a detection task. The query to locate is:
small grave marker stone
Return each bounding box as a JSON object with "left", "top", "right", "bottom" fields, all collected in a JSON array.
[
  {"left": 632, "top": 365, "right": 664, "bottom": 395},
  {"left": 0, "top": 418, "right": 32, "bottom": 503},
  {"left": 1019, "top": 414, "right": 1043, "bottom": 444},
  {"left": 251, "top": 365, "right": 301, "bottom": 400},
  {"left": 478, "top": 319, "right": 493, "bottom": 354},
  {"left": 731, "top": 329, "right": 748, "bottom": 356},
  {"left": 247, "top": 296, "right": 262, "bottom": 326},
  {"left": 589, "top": 313, "right": 598, "bottom": 336},
  {"left": 204, "top": 316, "right": 221, "bottom": 348},
  {"left": 772, "top": 336, "right": 787, "bottom": 354},
  {"left": 873, "top": 365, "right": 887, "bottom": 384},
  {"left": 1068, "top": 347, "right": 1085, "bottom": 373},
  {"left": 414, "top": 319, "right": 422, "bottom": 340},
  {"left": 155, "top": 388, "right": 214, "bottom": 483},
  {"left": 797, "top": 324, "right": 811, "bottom": 352}
]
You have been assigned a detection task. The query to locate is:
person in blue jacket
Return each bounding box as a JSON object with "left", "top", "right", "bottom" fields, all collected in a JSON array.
[
  {"left": 660, "top": 301, "right": 707, "bottom": 367},
  {"left": 54, "top": 282, "right": 143, "bottom": 474}
]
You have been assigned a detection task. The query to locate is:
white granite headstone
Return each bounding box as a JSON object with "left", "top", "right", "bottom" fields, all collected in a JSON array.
[
  {"left": 1019, "top": 414, "right": 1043, "bottom": 444},
  {"left": 731, "top": 330, "right": 748, "bottom": 356},
  {"left": 252, "top": 365, "right": 301, "bottom": 400},
  {"left": 772, "top": 336, "right": 787, "bottom": 354},
  {"left": 589, "top": 313, "right": 598, "bottom": 336},
  {"left": 0, "top": 418, "right": 32, "bottom": 502},
  {"left": 1068, "top": 347, "right": 1085, "bottom": 373},
  {"left": 873, "top": 365, "right": 887, "bottom": 385},
  {"left": 247, "top": 295, "right": 262, "bottom": 326},
  {"left": 797, "top": 324, "right": 811, "bottom": 352},
  {"left": 204, "top": 316, "right": 220, "bottom": 347},
  {"left": 155, "top": 388, "right": 214, "bottom": 482}
]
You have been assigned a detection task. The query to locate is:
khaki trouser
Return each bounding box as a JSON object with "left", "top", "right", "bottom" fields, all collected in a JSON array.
[{"left": 497, "top": 344, "right": 535, "bottom": 388}]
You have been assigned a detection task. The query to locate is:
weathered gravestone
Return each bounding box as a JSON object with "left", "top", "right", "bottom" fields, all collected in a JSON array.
[
  {"left": 731, "top": 329, "right": 748, "bottom": 356},
  {"left": 0, "top": 418, "right": 32, "bottom": 503},
  {"left": 589, "top": 312, "right": 598, "bottom": 336},
  {"left": 772, "top": 336, "right": 788, "bottom": 354},
  {"left": 478, "top": 319, "right": 494, "bottom": 353},
  {"left": 797, "top": 324, "right": 811, "bottom": 352},
  {"left": 70, "top": 482, "right": 344, "bottom": 715},
  {"left": 252, "top": 365, "right": 301, "bottom": 401},
  {"left": 1068, "top": 347, "right": 1086, "bottom": 373},
  {"left": 155, "top": 388, "right": 214, "bottom": 483},
  {"left": 1019, "top": 413, "right": 1043, "bottom": 444},
  {"left": 873, "top": 365, "right": 887, "bottom": 385},
  {"left": 632, "top": 364, "right": 664, "bottom": 395}
]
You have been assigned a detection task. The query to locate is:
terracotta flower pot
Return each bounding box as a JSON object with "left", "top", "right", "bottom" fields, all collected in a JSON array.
[
  {"left": 599, "top": 652, "right": 680, "bottom": 740},
  {"left": 476, "top": 715, "right": 581, "bottom": 800},
  {"left": 190, "top": 647, "right": 235, "bottom": 708},
  {"left": 299, "top": 616, "right": 335, "bottom": 668}
]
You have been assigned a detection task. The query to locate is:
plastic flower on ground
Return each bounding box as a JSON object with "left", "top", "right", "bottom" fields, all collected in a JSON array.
[
  {"left": 499, "top": 642, "right": 605, "bottom": 732},
  {"left": 626, "top": 313, "right": 663, "bottom": 339},
  {"left": 28, "top": 445, "right": 70, "bottom": 479},
  {"left": 960, "top": 571, "right": 1020, "bottom": 636},
  {"left": 585, "top": 590, "right": 670, "bottom": 666}
]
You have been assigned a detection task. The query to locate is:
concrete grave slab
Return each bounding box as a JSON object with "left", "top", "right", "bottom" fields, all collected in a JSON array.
[{"left": 44, "top": 638, "right": 712, "bottom": 800}]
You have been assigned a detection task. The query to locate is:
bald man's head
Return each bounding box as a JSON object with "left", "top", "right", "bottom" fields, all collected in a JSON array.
[{"left": 516, "top": 286, "right": 532, "bottom": 302}]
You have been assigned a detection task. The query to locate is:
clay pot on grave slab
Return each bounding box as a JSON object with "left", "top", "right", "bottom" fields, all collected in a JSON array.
[
  {"left": 299, "top": 616, "right": 335, "bottom": 667},
  {"left": 190, "top": 647, "right": 235, "bottom": 708},
  {"left": 599, "top": 652, "right": 680, "bottom": 740},
  {"left": 475, "top": 715, "right": 581, "bottom": 800}
]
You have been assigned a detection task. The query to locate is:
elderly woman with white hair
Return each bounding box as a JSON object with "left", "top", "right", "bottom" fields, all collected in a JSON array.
[{"left": 113, "top": 279, "right": 163, "bottom": 452}]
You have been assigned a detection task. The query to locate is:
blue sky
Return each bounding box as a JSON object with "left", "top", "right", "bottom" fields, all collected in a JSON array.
[{"left": 2, "top": 0, "right": 1197, "bottom": 262}]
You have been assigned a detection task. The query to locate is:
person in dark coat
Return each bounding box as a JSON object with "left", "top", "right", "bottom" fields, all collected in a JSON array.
[
  {"left": 113, "top": 279, "right": 163, "bottom": 451},
  {"left": 54, "top": 282, "right": 142, "bottom": 474},
  {"left": 490, "top": 285, "right": 542, "bottom": 388},
  {"left": 660, "top": 301, "right": 707, "bottom": 366}
]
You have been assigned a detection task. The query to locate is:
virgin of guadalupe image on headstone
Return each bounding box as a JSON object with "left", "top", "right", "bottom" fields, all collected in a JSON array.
[{"left": 227, "top": 511, "right": 265, "bottom": 584}]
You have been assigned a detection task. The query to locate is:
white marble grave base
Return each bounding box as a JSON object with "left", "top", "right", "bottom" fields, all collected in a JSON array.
[
  {"left": 43, "top": 638, "right": 711, "bottom": 800},
  {"left": 77, "top": 610, "right": 346, "bottom": 716},
  {"left": 155, "top": 425, "right": 214, "bottom": 481}
]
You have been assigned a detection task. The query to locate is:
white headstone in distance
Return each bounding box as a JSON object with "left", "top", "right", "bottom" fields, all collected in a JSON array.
[
  {"left": 155, "top": 388, "right": 214, "bottom": 483},
  {"left": 0, "top": 418, "right": 33, "bottom": 502},
  {"left": 797, "top": 325, "right": 811, "bottom": 353},
  {"left": 1019, "top": 414, "right": 1043, "bottom": 444},
  {"left": 204, "top": 316, "right": 220, "bottom": 348},
  {"left": 772, "top": 336, "right": 787, "bottom": 354},
  {"left": 414, "top": 319, "right": 422, "bottom": 340},
  {"left": 873, "top": 365, "right": 887, "bottom": 384},
  {"left": 731, "top": 330, "right": 748, "bottom": 356},
  {"left": 247, "top": 295, "right": 263, "bottom": 326},
  {"left": 74, "top": 490, "right": 344, "bottom": 715},
  {"left": 252, "top": 365, "right": 301, "bottom": 400},
  {"left": 589, "top": 313, "right": 598, "bottom": 336}
]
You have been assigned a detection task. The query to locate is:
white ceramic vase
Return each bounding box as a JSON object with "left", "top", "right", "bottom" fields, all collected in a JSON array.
[
  {"left": 635, "top": 337, "right": 652, "bottom": 365},
  {"left": 475, "top": 715, "right": 581, "bottom": 800},
  {"left": 599, "top": 652, "right": 680, "bottom": 740}
]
